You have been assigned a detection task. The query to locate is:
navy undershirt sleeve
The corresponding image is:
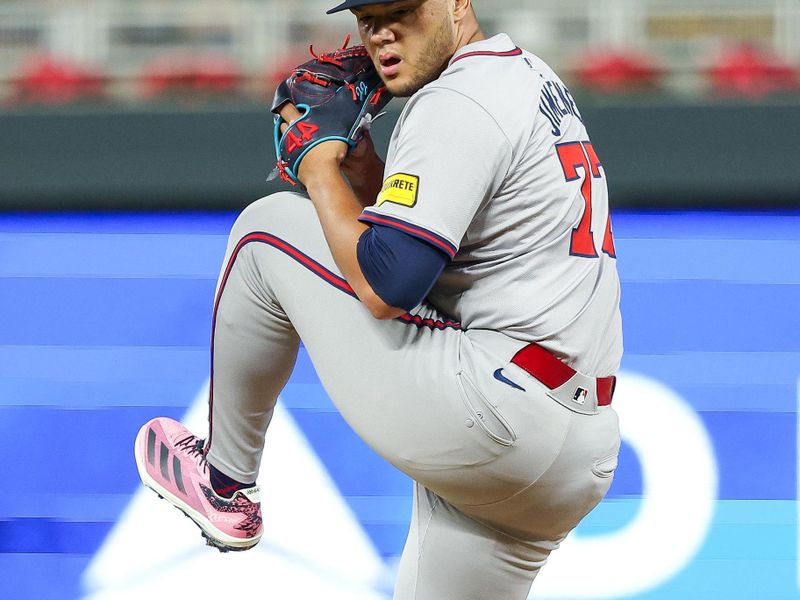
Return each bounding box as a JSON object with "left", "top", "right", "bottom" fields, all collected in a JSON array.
[{"left": 357, "top": 224, "right": 449, "bottom": 311}]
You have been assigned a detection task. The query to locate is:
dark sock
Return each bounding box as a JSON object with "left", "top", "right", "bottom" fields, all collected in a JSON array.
[{"left": 209, "top": 462, "right": 255, "bottom": 499}]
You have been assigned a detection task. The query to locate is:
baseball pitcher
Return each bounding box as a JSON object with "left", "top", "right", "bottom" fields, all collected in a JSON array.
[{"left": 134, "top": 1, "right": 623, "bottom": 598}]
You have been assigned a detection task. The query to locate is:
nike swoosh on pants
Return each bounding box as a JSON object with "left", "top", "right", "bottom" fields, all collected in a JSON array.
[{"left": 493, "top": 368, "right": 526, "bottom": 391}]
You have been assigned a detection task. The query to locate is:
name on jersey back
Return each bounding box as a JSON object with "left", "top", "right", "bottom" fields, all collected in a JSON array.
[{"left": 538, "top": 78, "right": 584, "bottom": 137}]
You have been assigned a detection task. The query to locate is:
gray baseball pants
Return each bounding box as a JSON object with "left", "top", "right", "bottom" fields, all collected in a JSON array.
[{"left": 205, "top": 192, "right": 620, "bottom": 599}]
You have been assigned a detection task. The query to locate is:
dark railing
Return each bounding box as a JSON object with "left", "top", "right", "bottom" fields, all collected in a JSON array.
[{"left": 2, "top": 101, "right": 798, "bottom": 211}]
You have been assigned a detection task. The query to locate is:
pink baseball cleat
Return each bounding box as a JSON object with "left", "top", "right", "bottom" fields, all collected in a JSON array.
[{"left": 134, "top": 417, "right": 262, "bottom": 552}]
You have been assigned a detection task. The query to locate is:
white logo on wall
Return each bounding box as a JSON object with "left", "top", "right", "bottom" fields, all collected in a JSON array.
[
  {"left": 534, "top": 372, "right": 718, "bottom": 599},
  {"left": 83, "top": 372, "right": 718, "bottom": 600},
  {"left": 82, "top": 382, "right": 392, "bottom": 600}
]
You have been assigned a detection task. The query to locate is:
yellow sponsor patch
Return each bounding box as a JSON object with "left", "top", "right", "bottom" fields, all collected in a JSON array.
[{"left": 377, "top": 173, "right": 419, "bottom": 208}]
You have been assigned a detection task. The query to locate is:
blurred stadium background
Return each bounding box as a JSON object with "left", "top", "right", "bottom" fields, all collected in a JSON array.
[{"left": 1, "top": 1, "right": 798, "bottom": 599}]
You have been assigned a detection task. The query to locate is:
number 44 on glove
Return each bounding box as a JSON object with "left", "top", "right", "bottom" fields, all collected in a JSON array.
[{"left": 269, "top": 35, "right": 392, "bottom": 186}]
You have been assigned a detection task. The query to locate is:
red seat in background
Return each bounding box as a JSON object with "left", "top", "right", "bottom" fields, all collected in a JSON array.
[
  {"left": 708, "top": 43, "right": 798, "bottom": 99},
  {"left": 573, "top": 49, "right": 661, "bottom": 94},
  {"left": 139, "top": 53, "right": 243, "bottom": 99},
  {"left": 11, "top": 54, "right": 106, "bottom": 105}
]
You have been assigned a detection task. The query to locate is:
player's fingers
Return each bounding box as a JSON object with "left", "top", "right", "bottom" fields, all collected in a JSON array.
[
  {"left": 278, "top": 103, "right": 303, "bottom": 134},
  {"left": 349, "top": 131, "right": 374, "bottom": 159}
]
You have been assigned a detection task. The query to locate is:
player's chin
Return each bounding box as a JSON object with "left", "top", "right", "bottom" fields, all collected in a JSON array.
[{"left": 382, "top": 76, "right": 422, "bottom": 98}]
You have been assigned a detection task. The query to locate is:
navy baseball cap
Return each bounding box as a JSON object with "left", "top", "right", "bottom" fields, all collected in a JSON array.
[{"left": 327, "top": 0, "right": 403, "bottom": 14}]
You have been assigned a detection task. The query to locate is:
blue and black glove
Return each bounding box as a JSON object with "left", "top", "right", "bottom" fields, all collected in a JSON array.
[{"left": 269, "top": 36, "right": 392, "bottom": 187}]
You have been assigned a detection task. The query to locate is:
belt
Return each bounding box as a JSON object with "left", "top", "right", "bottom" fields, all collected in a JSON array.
[{"left": 510, "top": 343, "right": 616, "bottom": 407}]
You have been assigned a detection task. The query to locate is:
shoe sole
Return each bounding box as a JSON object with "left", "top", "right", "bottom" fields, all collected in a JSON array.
[{"left": 134, "top": 422, "right": 261, "bottom": 553}]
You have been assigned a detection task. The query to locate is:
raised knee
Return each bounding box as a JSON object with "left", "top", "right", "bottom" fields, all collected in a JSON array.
[{"left": 231, "top": 191, "right": 313, "bottom": 237}]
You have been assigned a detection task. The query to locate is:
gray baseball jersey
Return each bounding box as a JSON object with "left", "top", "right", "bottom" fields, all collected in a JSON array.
[{"left": 360, "top": 33, "right": 622, "bottom": 377}]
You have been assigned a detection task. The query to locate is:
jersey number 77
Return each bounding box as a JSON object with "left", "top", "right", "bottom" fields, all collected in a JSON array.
[{"left": 556, "top": 141, "right": 616, "bottom": 259}]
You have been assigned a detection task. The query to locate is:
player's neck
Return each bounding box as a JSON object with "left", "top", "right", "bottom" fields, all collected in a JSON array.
[{"left": 454, "top": 24, "right": 485, "bottom": 54}]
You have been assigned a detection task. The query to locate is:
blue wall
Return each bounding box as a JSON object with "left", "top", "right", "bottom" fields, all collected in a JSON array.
[{"left": 0, "top": 210, "right": 798, "bottom": 599}]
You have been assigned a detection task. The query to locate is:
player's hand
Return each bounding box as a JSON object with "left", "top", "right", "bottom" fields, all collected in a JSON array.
[
  {"left": 342, "top": 130, "right": 381, "bottom": 177},
  {"left": 278, "top": 103, "right": 348, "bottom": 187},
  {"left": 344, "top": 129, "right": 376, "bottom": 164},
  {"left": 341, "top": 131, "right": 385, "bottom": 206}
]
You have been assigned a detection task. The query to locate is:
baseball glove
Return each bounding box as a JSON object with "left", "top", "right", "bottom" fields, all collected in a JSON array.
[{"left": 269, "top": 35, "right": 391, "bottom": 186}]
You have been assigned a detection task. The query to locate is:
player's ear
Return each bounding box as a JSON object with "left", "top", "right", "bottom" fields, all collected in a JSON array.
[{"left": 452, "top": 0, "right": 473, "bottom": 22}]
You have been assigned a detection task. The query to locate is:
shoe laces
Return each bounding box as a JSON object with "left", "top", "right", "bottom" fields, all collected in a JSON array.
[{"left": 176, "top": 434, "right": 208, "bottom": 472}]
